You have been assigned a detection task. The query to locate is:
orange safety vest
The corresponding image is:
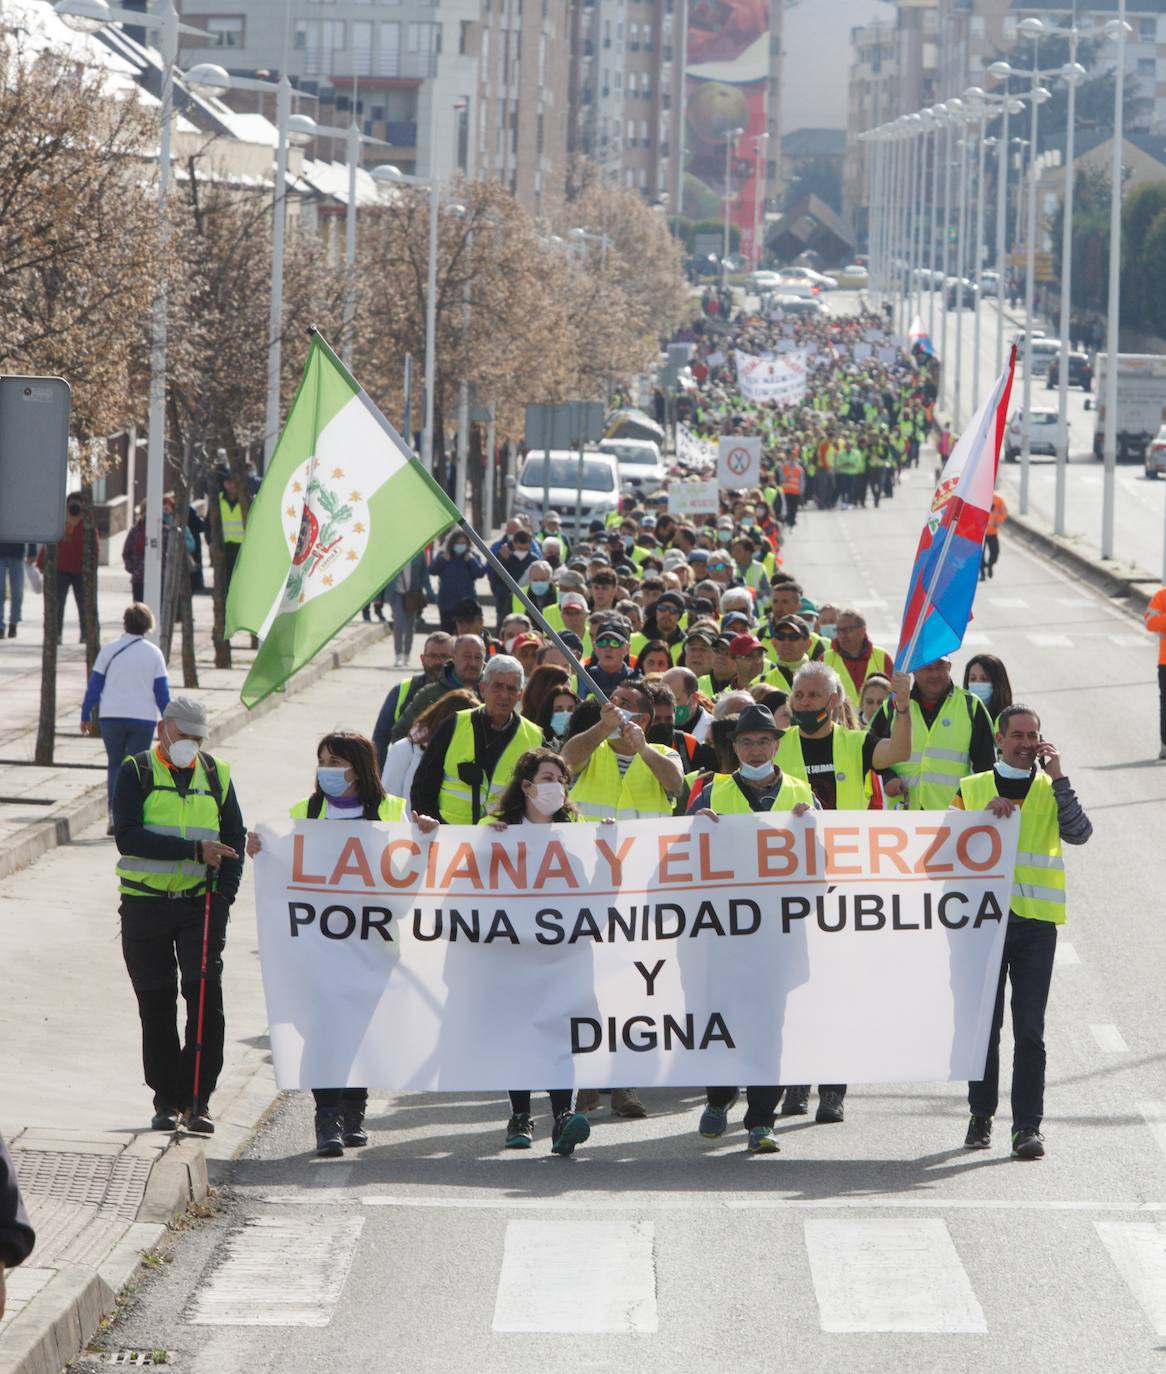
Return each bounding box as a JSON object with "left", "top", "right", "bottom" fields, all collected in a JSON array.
[
  {"left": 987, "top": 493, "right": 1008, "bottom": 537},
  {"left": 780, "top": 461, "right": 804, "bottom": 495}
]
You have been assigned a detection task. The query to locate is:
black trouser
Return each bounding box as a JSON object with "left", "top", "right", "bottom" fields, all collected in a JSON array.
[
  {"left": 222, "top": 541, "right": 241, "bottom": 594},
  {"left": 853, "top": 472, "right": 867, "bottom": 507},
  {"left": 980, "top": 534, "right": 1000, "bottom": 580},
  {"left": 706, "top": 1085, "right": 781, "bottom": 1130},
  {"left": 870, "top": 470, "right": 882, "bottom": 506},
  {"left": 313, "top": 1087, "right": 368, "bottom": 1112},
  {"left": 781, "top": 1084, "right": 847, "bottom": 1102},
  {"left": 783, "top": 493, "right": 799, "bottom": 527},
  {"left": 120, "top": 895, "right": 229, "bottom": 1113},
  {"left": 508, "top": 1089, "right": 575, "bottom": 1117},
  {"left": 969, "top": 913, "right": 1057, "bottom": 1133},
  {"left": 56, "top": 570, "right": 84, "bottom": 635},
  {"left": 1159, "top": 663, "right": 1166, "bottom": 746}
]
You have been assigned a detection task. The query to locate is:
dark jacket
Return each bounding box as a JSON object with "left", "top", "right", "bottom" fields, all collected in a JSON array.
[
  {"left": 0, "top": 1134, "right": 35, "bottom": 1268},
  {"left": 428, "top": 550, "right": 487, "bottom": 612},
  {"left": 390, "top": 661, "right": 481, "bottom": 744}
]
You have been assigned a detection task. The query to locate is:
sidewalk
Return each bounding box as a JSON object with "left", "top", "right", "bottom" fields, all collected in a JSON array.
[
  {"left": 0, "top": 586, "right": 416, "bottom": 1373},
  {"left": 0, "top": 554, "right": 396, "bottom": 880}
]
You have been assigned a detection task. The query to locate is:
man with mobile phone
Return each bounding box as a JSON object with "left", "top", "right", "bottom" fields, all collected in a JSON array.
[{"left": 955, "top": 704, "right": 1093, "bottom": 1160}]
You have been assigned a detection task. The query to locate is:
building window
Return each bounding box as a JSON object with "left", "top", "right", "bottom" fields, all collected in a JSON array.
[
  {"left": 407, "top": 20, "right": 438, "bottom": 51},
  {"left": 1140, "top": 17, "right": 1156, "bottom": 40},
  {"left": 628, "top": 70, "right": 637, "bottom": 95},
  {"left": 380, "top": 20, "right": 400, "bottom": 58},
  {"left": 1137, "top": 56, "right": 1155, "bottom": 76},
  {"left": 206, "top": 16, "right": 244, "bottom": 47}
]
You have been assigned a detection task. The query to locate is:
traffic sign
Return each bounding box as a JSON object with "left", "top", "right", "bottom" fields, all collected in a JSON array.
[{"left": 717, "top": 435, "right": 761, "bottom": 490}]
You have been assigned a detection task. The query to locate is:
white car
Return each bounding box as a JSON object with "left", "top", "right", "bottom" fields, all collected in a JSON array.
[
  {"left": 513, "top": 449, "right": 620, "bottom": 534},
  {"left": 747, "top": 269, "right": 782, "bottom": 293},
  {"left": 769, "top": 279, "right": 816, "bottom": 298},
  {"left": 598, "top": 437, "right": 667, "bottom": 495},
  {"left": 779, "top": 266, "right": 834, "bottom": 292},
  {"left": 979, "top": 270, "right": 1000, "bottom": 298},
  {"left": 1146, "top": 424, "right": 1166, "bottom": 479},
  {"left": 1024, "top": 338, "right": 1061, "bottom": 371},
  {"left": 1004, "top": 408, "right": 1058, "bottom": 461}
]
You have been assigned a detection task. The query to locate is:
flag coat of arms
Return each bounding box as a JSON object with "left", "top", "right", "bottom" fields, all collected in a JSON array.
[
  {"left": 897, "top": 346, "right": 1016, "bottom": 673},
  {"left": 226, "top": 333, "right": 459, "bottom": 706}
]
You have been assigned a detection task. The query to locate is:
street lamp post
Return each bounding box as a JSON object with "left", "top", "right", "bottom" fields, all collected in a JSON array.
[
  {"left": 752, "top": 132, "right": 769, "bottom": 271},
  {"left": 947, "top": 98, "right": 968, "bottom": 430},
  {"left": 1055, "top": 48, "right": 1087, "bottom": 536},
  {"left": 970, "top": 102, "right": 987, "bottom": 414},
  {"left": 1018, "top": 16, "right": 1045, "bottom": 516},
  {"left": 372, "top": 166, "right": 441, "bottom": 474},
  {"left": 56, "top": 0, "right": 209, "bottom": 625},
  {"left": 721, "top": 127, "right": 743, "bottom": 288},
  {"left": 1103, "top": 5, "right": 1130, "bottom": 561},
  {"left": 940, "top": 111, "right": 954, "bottom": 411},
  {"left": 929, "top": 109, "right": 943, "bottom": 345}
]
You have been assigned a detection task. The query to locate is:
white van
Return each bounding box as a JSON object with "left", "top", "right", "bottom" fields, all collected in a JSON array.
[
  {"left": 513, "top": 449, "right": 620, "bottom": 534},
  {"left": 598, "top": 437, "right": 667, "bottom": 495}
]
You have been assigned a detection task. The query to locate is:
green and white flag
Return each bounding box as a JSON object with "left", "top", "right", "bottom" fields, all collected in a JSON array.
[{"left": 226, "top": 333, "right": 459, "bottom": 708}]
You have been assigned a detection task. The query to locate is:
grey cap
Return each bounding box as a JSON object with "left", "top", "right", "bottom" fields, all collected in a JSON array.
[{"left": 163, "top": 696, "right": 209, "bottom": 739}]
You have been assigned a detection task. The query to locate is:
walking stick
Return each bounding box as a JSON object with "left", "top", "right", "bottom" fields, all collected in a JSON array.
[{"left": 190, "top": 872, "right": 214, "bottom": 1124}]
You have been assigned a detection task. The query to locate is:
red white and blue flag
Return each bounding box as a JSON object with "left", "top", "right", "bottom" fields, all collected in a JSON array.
[
  {"left": 896, "top": 345, "right": 1016, "bottom": 673},
  {"left": 908, "top": 313, "right": 936, "bottom": 358}
]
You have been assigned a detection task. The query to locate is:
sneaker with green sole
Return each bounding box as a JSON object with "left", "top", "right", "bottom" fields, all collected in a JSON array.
[
  {"left": 551, "top": 1111, "right": 591, "bottom": 1156},
  {"left": 504, "top": 1113, "right": 534, "bottom": 1148},
  {"left": 748, "top": 1126, "right": 780, "bottom": 1154}
]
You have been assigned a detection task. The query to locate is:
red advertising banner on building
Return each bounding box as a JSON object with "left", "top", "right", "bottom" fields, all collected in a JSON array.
[{"left": 682, "top": 0, "right": 768, "bottom": 263}]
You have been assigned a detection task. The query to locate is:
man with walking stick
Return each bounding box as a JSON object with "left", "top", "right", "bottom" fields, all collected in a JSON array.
[{"left": 113, "top": 697, "right": 245, "bottom": 1136}]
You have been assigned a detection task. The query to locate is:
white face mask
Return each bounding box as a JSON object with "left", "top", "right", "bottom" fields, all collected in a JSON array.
[
  {"left": 528, "top": 781, "right": 566, "bottom": 815},
  {"left": 167, "top": 737, "right": 199, "bottom": 769},
  {"left": 995, "top": 759, "right": 1033, "bottom": 780}
]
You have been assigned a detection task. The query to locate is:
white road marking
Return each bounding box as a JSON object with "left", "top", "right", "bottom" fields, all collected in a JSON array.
[
  {"left": 1055, "top": 940, "right": 1081, "bottom": 966},
  {"left": 803, "top": 1219, "right": 986, "bottom": 1333},
  {"left": 962, "top": 631, "right": 993, "bottom": 647},
  {"left": 353, "top": 1195, "right": 1166, "bottom": 1214},
  {"left": 1137, "top": 1102, "right": 1166, "bottom": 1158},
  {"left": 986, "top": 596, "right": 1029, "bottom": 609},
  {"left": 1107, "top": 632, "right": 1146, "bottom": 648},
  {"left": 1090, "top": 1024, "right": 1130, "bottom": 1053},
  {"left": 492, "top": 1219, "right": 657, "bottom": 1333},
  {"left": 1028, "top": 632, "right": 1074, "bottom": 648},
  {"left": 185, "top": 1216, "right": 364, "bottom": 1326},
  {"left": 1095, "top": 1222, "right": 1166, "bottom": 1336}
]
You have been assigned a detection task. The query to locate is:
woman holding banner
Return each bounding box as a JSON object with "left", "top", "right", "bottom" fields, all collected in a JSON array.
[
  {"left": 247, "top": 730, "right": 439, "bottom": 1158},
  {"left": 482, "top": 749, "right": 593, "bottom": 1158}
]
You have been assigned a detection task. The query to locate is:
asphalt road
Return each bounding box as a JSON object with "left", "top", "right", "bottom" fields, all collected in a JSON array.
[{"left": 69, "top": 467, "right": 1166, "bottom": 1374}]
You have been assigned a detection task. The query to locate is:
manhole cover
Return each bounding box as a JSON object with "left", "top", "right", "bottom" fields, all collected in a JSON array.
[{"left": 101, "top": 1354, "right": 175, "bottom": 1367}]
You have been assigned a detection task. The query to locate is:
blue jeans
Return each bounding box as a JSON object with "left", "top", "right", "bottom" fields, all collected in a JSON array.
[
  {"left": 968, "top": 913, "right": 1057, "bottom": 1133},
  {"left": 100, "top": 719, "right": 156, "bottom": 808},
  {"left": 389, "top": 590, "right": 416, "bottom": 659},
  {"left": 0, "top": 557, "right": 24, "bottom": 626}
]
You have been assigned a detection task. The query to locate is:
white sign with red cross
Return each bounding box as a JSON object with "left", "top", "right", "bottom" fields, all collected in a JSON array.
[{"left": 717, "top": 435, "right": 762, "bottom": 490}]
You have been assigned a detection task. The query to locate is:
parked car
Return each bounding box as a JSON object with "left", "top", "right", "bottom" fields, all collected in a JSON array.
[
  {"left": 1046, "top": 351, "right": 1093, "bottom": 391},
  {"left": 768, "top": 293, "right": 827, "bottom": 317},
  {"left": 1004, "top": 408, "right": 1059, "bottom": 461},
  {"left": 1025, "top": 338, "right": 1061, "bottom": 372},
  {"left": 513, "top": 450, "right": 620, "bottom": 534},
  {"left": 598, "top": 437, "right": 667, "bottom": 495},
  {"left": 979, "top": 270, "right": 1000, "bottom": 298},
  {"left": 770, "top": 279, "right": 817, "bottom": 298},
  {"left": 747, "top": 269, "right": 782, "bottom": 293},
  {"left": 1146, "top": 424, "right": 1166, "bottom": 478},
  {"left": 945, "top": 277, "right": 977, "bottom": 309},
  {"left": 778, "top": 266, "right": 835, "bottom": 291}
]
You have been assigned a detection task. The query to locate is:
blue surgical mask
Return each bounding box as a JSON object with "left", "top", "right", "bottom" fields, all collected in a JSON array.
[
  {"left": 530, "top": 580, "right": 550, "bottom": 596},
  {"left": 717, "top": 529, "right": 732, "bottom": 543},
  {"left": 550, "top": 709, "right": 572, "bottom": 736},
  {"left": 317, "top": 766, "right": 352, "bottom": 797},
  {"left": 818, "top": 623, "right": 838, "bottom": 640},
  {"left": 738, "top": 759, "right": 776, "bottom": 781},
  {"left": 995, "top": 760, "right": 1033, "bottom": 780},
  {"left": 453, "top": 542, "right": 468, "bottom": 555},
  {"left": 967, "top": 681, "right": 993, "bottom": 704}
]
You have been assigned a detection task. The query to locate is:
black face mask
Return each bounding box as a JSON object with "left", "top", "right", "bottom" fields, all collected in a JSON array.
[
  {"left": 647, "top": 723, "right": 675, "bottom": 747},
  {"left": 792, "top": 706, "right": 831, "bottom": 733},
  {"left": 68, "top": 502, "right": 82, "bottom": 517}
]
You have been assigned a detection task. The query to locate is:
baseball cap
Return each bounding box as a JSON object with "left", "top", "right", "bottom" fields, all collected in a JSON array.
[
  {"left": 453, "top": 597, "right": 482, "bottom": 620},
  {"left": 716, "top": 516, "right": 734, "bottom": 529},
  {"left": 559, "top": 631, "right": 584, "bottom": 654},
  {"left": 775, "top": 614, "right": 810, "bottom": 637},
  {"left": 721, "top": 610, "right": 751, "bottom": 630},
  {"left": 163, "top": 696, "right": 209, "bottom": 739},
  {"left": 560, "top": 592, "right": 588, "bottom": 611},
  {"left": 654, "top": 591, "right": 685, "bottom": 612},
  {"left": 594, "top": 625, "right": 630, "bottom": 645},
  {"left": 511, "top": 633, "right": 542, "bottom": 651},
  {"left": 641, "top": 515, "right": 657, "bottom": 529},
  {"left": 688, "top": 547, "right": 710, "bottom": 562},
  {"left": 589, "top": 519, "right": 606, "bottom": 534},
  {"left": 728, "top": 633, "right": 765, "bottom": 657}
]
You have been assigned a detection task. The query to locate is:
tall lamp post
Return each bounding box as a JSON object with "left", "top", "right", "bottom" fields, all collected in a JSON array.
[
  {"left": 721, "top": 126, "right": 744, "bottom": 288},
  {"left": 186, "top": 63, "right": 291, "bottom": 473},
  {"left": 751, "top": 131, "right": 770, "bottom": 271},
  {"left": 1102, "top": 5, "right": 1131, "bottom": 562},
  {"left": 372, "top": 165, "right": 441, "bottom": 474},
  {"left": 946, "top": 98, "right": 967, "bottom": 428},
  {"left": 1054, "top": 49, "right": 1087, "bottom": 535},
  {"left": 985, "top": 70, "right": 1026, "bottom": 375},
  {"left": 56, "top": 0, "right": 209, "bottom": 624}
]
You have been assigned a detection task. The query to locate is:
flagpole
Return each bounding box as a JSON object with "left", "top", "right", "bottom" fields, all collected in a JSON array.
[
  {"left": 898, "top": 346, "right": 1016, "bottom": 672},
  {"left": 305, "top": 327, "right": 610, "bottom": 705}
]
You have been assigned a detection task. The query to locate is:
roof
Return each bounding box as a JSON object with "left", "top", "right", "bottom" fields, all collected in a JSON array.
[
  {"left": 296, "top": 158, "right": 391, "bottom": 209},
  {"left": 768, "top": 193, "right": 856, "bottom": 251},
  {"left": 1040, "top": 127, "right": 1166, "bottom": 172},
  {"left": 782, "top": 128, "right": 846, "bottom": 159}
]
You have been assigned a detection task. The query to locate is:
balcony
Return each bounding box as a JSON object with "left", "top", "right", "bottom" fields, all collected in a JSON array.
[
  {"left": 327, "top": 50, "right": 437, "bottom": 80},
  {"left": 385, "top": 120, "right": 418, "bottom": 146}
]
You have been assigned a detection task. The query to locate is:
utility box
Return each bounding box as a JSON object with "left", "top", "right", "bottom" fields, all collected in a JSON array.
[{"left": 0, "top": 376, "right": 72, "bottom": 542}]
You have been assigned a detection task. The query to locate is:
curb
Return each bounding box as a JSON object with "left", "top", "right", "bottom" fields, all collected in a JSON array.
[
  {"left": 1001, "top": 507, "right": 1157, "bottom": 618},
  {"left": 0, "top": 618, "right": 395, "bottom": 883}
]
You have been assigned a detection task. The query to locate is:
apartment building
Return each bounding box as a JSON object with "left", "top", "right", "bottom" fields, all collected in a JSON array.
[{"left": 176, "top": 0, "right": 569, "bottom": 208}]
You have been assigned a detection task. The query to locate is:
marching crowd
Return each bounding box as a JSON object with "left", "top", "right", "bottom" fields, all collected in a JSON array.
[{"left": 107, "top": 300, "right": 1093, "bottom": 1172}]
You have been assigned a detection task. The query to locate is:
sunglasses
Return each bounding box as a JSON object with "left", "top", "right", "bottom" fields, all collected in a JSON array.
[
  {"left": 774, "top": 631, "right": 805, "bottom": 642},
  {"left": 595, "top": 637, "right": 625, "bottom": 649}
]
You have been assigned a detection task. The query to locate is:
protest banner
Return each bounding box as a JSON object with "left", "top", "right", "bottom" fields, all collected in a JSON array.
[
  {"left": 668, "top": 480, "right": 721, "bottom": 518},
  {"left": 717, "top": 435, "right": 762, "bottom": 488},
  {"left": 734, "top": 351, "right": 808, "bottom": 408},
  {"left": 254, "top": 812, "right": 1018, "bottom": 1092}
]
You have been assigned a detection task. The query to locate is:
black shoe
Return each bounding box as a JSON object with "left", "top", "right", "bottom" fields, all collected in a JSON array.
[
  {"left": 964, "top": 1114, "right": 993, "bottom": 1150},
  {"left": 780, "top": 1086, "right": 810, "bottom": 1117},
  {"left": 315, "top": 1110, "right": 344, "bottom": 1157},
  {"left": 7, "top": 624, "right": 15, "bottom": 638},
  {"left": 815, "top": 1090, "right": 846, "bottom": 1124},
  {"left": 341, "top": 1105, "right": 368, "bottom": 1148},
  {"left": 184, "top": 1109, "right": 214, "bottom": 1137},
  {"left": 551, "top": 1110, "right": 591, "bottom": 1157},
  {"left": 374, "top": 605, "right": 387, "bottom": 622},
  {"left": 504, "top": 1113, "right": 534, "bottom": 1149},
  {"left": 361, "top": 608, "right": 372, "bottom": 622},
  {"left": 1012, "top": 1127, "right": 1045, "bottom": 1160},
  {"left": 150, "top": 1108, "right": 181, "bottom": 1132}
]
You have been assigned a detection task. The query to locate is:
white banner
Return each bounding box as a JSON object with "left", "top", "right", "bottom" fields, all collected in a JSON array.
[
  {"left": 675, "top": 423, "right": 716, "bottom": 471},
  {"left": 717, "top": 435, "right": 762, "bottom": 488},
  {"left": 254, "top": 813, "right": 1018, "bottom": 1091},
  {"left": 734, "top": 351, "right": 808, "bottom": 408},
  {"left": 668, "top": 480, "right": 721, "bottom": 518}
]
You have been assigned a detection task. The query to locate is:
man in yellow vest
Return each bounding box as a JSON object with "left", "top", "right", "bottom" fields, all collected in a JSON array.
[
  {"left": 409, "top": 655, "right": 540, "bottom": 823},
  {"left": 113, "top": 697, "right": 245, "bottom": 1136},
  {"left": 775, "top": 660, "right": 912, "bottom": 1123},
  {"left": 217, "top": 470, "right": 246, "bottom": 594},
  {"left": 687, "top": 704, "right": 815, "bottom": 1153},
  {"left": 956, "top": 704, "right": 1092, "bottom": 1160},
  {"left": 869, "top": 654, "right": 997, "bottom": 809},
  {"left": 822, "top": 608, "right": 894, "bottom": 709},
  {"left": 561, "top": 680, "right": 684, "bottom": 821}
]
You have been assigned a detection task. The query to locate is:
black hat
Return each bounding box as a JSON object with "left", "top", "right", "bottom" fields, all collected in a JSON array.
[
  {"left": 593, "top": 624, "right": 630, "bottom": 645},
  {"left": 690, "top": 598, "right": 716, "bottom": 618},
  {"left": 558, "top": 631, "right": 584, "bottom": 654},
  {"left": 655, "top": 591, "right": 685, "bottom": 612},
  {"left": 589, "top": 519, "right": 607, "bottom": 533},
  {"left": 732, "top": 704, "right": 784, "bottom": 738},
  {"left": 453, "top": 597, "right": 482, "bottom": 620}
]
